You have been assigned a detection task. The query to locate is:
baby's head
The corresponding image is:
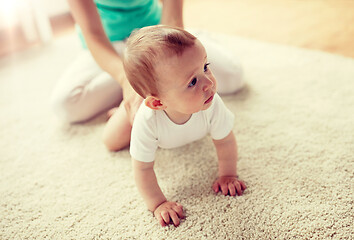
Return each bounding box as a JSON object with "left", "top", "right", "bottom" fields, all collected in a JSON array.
[
  {"left": 123, "top": 25, "right": 197, "bottom": 98},
  {"left": 124, "top": 25, "right": 217, "bottom": 117}
]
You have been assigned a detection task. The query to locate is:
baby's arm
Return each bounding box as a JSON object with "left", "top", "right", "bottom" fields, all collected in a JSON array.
[
  {"left": 133, "top": 159, "right": 184, "bottom": 226},
  {"left": 212, "top": 131, "right": 246, "bottom": 196}
]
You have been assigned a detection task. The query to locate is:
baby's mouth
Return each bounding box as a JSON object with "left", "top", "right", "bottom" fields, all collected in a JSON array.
[{"left": 204, "top": 94, "right": 214, "bottom": 104}]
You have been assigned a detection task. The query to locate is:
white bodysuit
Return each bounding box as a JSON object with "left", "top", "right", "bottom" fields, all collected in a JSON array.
[{"left": 130, "top": 93, "right": 234, "bottom": 162}]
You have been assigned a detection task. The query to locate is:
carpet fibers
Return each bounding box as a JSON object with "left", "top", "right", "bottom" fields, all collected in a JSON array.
[{"left": 0, "top": 33, "right": 353, "bottom": 239}]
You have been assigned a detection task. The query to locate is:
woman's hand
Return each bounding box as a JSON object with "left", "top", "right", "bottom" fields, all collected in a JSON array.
[
  {"left": 120, "top": 78, "right": 143, "bottom": 124},
  {"left": 154, "top": 201, "right": 185, "bottom": 227},
  {"left": 212, "top": 176, "right": 246, "bottom": 196}
]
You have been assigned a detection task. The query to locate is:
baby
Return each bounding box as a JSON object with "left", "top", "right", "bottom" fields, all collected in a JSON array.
[{"left": 122, "top": 25, "right": 246, "bottom": 227}]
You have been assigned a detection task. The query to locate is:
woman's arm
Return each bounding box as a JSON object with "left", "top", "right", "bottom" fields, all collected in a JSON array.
[
  {"left": 67, "top": 0, "right": 141, "bottom": 122},
  {"left": 68, "top": 0, "right": 184, "bottom": 81},
  {"left": 67, "top": 0, "right": 125, "bottom": 84},
  {"left": 161, "top": 0, "right": 184, "bottom": 28}
]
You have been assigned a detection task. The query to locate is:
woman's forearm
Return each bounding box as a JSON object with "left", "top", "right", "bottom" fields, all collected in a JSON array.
[
  {"left": 161, "top": 0, "right": 184, "bottom": 28},
  {"left": 85, "top": 35, "right": 125, "bottom": 85},
  {"left": 68, "top": 0, "right": 125, "bottom": 85}
]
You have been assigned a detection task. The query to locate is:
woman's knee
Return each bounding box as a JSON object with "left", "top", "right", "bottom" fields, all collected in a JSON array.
[
  {"left": 215, "top": 60, "right": 245, "bottom": 95},
  {"left": 50, "top": 85, "right": 88, "bottom": 123},
  {"left": 197, "top": 32, "right": 245, "bottom": 94}
]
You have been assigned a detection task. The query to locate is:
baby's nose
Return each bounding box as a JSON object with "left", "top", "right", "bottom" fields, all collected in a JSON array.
[{"left": 203, "top": 78, "right": 214, "bottom": 91}]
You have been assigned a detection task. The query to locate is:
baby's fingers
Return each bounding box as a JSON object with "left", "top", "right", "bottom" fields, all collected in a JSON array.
[
  {"left": 234, "top": 181, "right": 243, "bottom": 196},
  {"left": 156, "top": 213, "right": 167, "bottom": 227},
  {"left": 172, "top": 203, "right": 185, "bottom": 219},
  {"left": 160, "top": 211, "right": 171, "bottom": 225},
  {"left": 240, "top": 180, "right": 247, "bottom": 190},
  {"left": 212, "top": 182, "right": 220, "bottom": 193},
  {"left": 220, "top": 184, "right": 229, "bottom": 196},
  {"left": 169, "top": 210, "right": 180, "bottom": 227},
  {"left": 228, "top": 182, "right": 236, "bottom": 196}
]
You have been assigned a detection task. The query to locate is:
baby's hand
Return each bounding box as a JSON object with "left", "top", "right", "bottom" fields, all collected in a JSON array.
[
  {"left": 212, "top": 176, "right": 247, "bottom": 196},
  {"left": 154, "top": 201, "right": 185, "bottom": 227}
]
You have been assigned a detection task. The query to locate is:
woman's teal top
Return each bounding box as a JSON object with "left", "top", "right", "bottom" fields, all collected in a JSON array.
[{"left": 78, "top": 0, "right": 162, "bottom": 47}]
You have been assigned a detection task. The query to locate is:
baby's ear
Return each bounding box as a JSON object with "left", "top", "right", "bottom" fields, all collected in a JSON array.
[{"left": 145, "top": 96, "right": 166, "bottom": 110}]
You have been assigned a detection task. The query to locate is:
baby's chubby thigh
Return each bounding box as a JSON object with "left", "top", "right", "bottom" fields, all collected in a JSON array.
[{"left": 190, "top": 30, "right": 245, "bottom": 95}]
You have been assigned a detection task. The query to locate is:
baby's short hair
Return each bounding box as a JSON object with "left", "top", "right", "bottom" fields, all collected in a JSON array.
[{"left": 123, "top": 25, "right": 197, "bottom": 98}]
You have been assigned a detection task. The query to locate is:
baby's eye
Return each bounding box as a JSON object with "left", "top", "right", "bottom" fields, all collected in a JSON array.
[
  {"left": 188, "top": 78, "right": 197, "bottom": 87},
  {"left": 204, "top": 62, "right": 210, "bottom": 72}
]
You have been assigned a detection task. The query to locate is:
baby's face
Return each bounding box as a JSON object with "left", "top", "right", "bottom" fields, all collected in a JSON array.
[{"left": 155, "top": 40, "right": 217, "bottom": 118}]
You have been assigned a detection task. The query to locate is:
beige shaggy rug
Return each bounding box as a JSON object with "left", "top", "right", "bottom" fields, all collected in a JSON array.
[{"left": 0, "top": 32, "right": 353, "bottom": 239}]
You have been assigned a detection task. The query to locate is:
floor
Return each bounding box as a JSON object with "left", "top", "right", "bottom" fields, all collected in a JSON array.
[
  {"left": 185, "top": 0, "right": 354, "bottom": 58},
  {"left": 1, "top": 0, "right": 353, "bottom": 58}
]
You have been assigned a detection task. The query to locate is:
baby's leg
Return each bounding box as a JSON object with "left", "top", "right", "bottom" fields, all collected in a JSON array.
[
  {"left": 102, "top": 104, "right": 132, "bottom": 151},
  {"left": 50, "top": 41, "right": 126, "bottom": 123},
  {"left": 193, "top": 31, "right": 245, "bottom": 95}
]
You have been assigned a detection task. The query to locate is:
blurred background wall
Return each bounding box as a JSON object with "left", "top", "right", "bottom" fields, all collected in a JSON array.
[
  {"left": 0, "top": 0, "right": 353, "bottom": 58},
  {"left": 0, "top": 0, "right": 71, "bottom": 56}
]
